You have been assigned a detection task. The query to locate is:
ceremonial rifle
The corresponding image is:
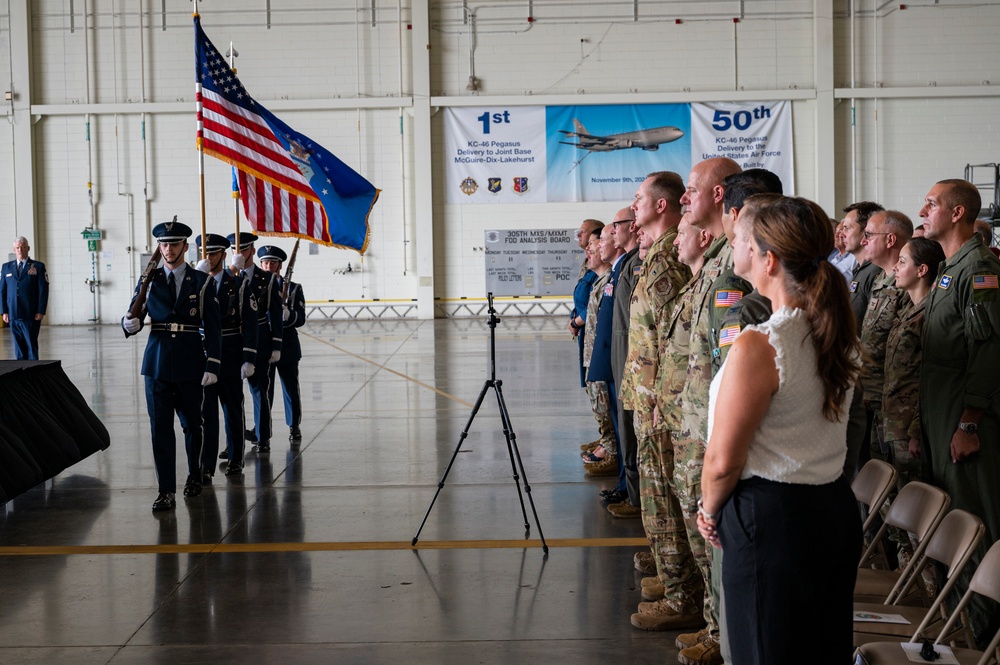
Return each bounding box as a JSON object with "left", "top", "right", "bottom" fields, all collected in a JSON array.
[
  {"left": 281, "top": 239, "right": 300, "bottom": 304},
  {"left": 128, "top": 246, "right": 164, "bottom": 320}
]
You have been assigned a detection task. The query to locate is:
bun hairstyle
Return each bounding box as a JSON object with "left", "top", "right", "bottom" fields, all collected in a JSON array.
[
  {"left": 747, "top": 196, "right": 862, "bottom": 422},
  {"left": 904, "top": 237, "right": 946, "bottom": 285}
]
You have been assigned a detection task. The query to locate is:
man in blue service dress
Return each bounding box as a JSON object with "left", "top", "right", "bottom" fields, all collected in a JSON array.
[
  {"left": 194, "top": 234, "right": 258, "bottom": 477},
  {"left": 1, "top": 236, "right": 49, "bottom": 359},
  {"left": 227, "top": 232, "right": 283, "bottom": 454},
  {"left": 259, "top": 246, "right": 306, "bottom": 443},
  {"left": 122, "top": 220, "right": 222, "bottom": 512}
]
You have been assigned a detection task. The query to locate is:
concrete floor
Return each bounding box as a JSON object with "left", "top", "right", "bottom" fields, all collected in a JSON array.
[{"left": 0, "top": 318, "right": 684, "bottom": 664}]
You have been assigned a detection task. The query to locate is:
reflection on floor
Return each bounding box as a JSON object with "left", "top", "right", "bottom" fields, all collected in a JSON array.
[{"left": 0, "top": 319, "right": 685, "bottom": 664}]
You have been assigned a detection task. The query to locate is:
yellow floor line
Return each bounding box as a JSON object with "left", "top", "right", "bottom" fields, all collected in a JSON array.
[
  {"left": 0, "top": 537, "right": 648, "bottom": 557},
  {"left": 299, "top": 330, "right": 474, "bottom": 408}
]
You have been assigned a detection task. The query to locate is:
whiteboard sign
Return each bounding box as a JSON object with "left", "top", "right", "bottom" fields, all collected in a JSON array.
[{"left": 484, "top": 229, "right": 581, "bottom": 296}]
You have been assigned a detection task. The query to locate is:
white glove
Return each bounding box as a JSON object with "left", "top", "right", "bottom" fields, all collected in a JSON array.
[
  {"left": 240, "top": 362, "right": 255, "bottom": 380},
  {"left": 282, "top": 306, "right": 291, "bottom": 322},
  {"left": 270, "top": 350, "right": 281, "bottom": 364},
  {"left": 201, "top": 372, "right": 217, "bottom": 387},
  {"left": 229, "top": 253, "right": 246, "bottom": 270},
  {"left": 122, "top": 315, "right": 141, "bottom": 334},
  {"left": 195, "top": 258, "right": 212, "bottom": 273}
]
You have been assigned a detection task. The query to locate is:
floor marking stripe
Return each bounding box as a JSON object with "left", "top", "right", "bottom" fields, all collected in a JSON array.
[
  {"left": 0, "top": 537, "right": 648, "bottom": 557},
  {"left": 300, "top": 330, "right": 474, "bottom": 408}
]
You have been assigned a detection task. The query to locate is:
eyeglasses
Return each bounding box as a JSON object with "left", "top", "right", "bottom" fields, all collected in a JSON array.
[
  {"left": 611, "top": 220, "right": 633, "bottom": 227},
  {"left": 863, "top": 231, "right": 891, "bottom": 240}
]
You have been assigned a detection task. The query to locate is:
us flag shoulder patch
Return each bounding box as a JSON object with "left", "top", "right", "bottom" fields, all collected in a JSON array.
[
  {"left": 715, "top": 290, "right": 743, "bottom": 308},
  {"left": 973, "top": 274, "right": 998, "bottom": 290},
  {"left": 719, "top": 325, "right": 741, "bottom": 347}
]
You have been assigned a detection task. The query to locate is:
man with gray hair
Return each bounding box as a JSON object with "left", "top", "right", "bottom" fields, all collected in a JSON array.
[{"left": 2, "top": 236, "right": 49, "bottom": 360}]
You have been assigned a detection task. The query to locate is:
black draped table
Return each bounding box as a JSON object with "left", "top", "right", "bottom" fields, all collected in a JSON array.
[{"left": 0, "top": 360, "right": 110, "bottom": 503}]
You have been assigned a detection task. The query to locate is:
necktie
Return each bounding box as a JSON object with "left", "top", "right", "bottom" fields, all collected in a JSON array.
[
  {"left": 17, "top": 262, "right": 23, "bottom": 277},
  {"left": 167, "top": 272, "right": 177, "bottom": 305}
]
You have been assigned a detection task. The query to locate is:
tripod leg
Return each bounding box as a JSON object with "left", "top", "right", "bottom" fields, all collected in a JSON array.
[
  {"left": 411, "top": 379, "right": 493, "bottom": 546},
  {"left": 492, "top": 383, "right": 530, "bottom": 532},
  {"left": 494, "top": 380, "right": 549, "bottom": 554}
]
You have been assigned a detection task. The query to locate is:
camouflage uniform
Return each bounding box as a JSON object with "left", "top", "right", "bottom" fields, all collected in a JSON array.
[
  {"left": 860, "top": 269, "right": 911, "bottom": 460},
  {"left": 636, "top": 270, "right": 704, "bottom": 614},
  {"left": 678, "top": 239, "right": 753, "bottom": 635},
  {"left": 584, "top": 270, "right": 616, "bottom": 456},
  {"left": 619, "top": 228, "right": 694, "bottom": 612},
  {"left": 882, "top": 298, "right": 927, "bottom": 486}
]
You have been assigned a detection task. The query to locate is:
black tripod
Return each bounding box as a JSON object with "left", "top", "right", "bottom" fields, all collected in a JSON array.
[{"left": 411, "top": 293, "right": 548, "bottom": 554}]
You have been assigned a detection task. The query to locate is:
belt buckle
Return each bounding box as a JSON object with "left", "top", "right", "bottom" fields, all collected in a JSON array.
[{"left": 168, "top": 323, "right": 181, "bottom": 332}]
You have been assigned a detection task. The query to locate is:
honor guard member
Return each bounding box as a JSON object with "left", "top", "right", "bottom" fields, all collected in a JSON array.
[
  {"left": 122, "top": 220, "right": 222, "bottom": 512},
  {"left": 194, "top": 234, "right": 258, "bottom": 477},
  {"left": 258, "top": 246, "right": 306, "bottom": 442},
  {"left": 1, "top": 236, "right": 49, "bottom": 359},
  {"left": 228, "top": 231, "right": 283, "bottom": 453}
]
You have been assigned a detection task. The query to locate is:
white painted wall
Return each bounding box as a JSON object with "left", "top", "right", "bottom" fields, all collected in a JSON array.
[{"left": 1, "top": 0, "right": 998, "bottom": 323}]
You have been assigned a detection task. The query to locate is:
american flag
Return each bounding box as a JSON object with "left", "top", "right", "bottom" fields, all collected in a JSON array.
[
  {"left": 718, "top": 325, "right": 741, "bottom": 347},
  {"left": 714, "top": 290, "right": 743, "bottom": 308},
  {"left": 973, "top": 274, "right": 998, "bottom": 290},
  {"left": 195, "top": 16, "right": 379, "bottom": 252}
]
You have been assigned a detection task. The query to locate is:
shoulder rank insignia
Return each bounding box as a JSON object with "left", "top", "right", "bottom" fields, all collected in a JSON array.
[
  {"left": 938, "top": 275, "right": 952, "bottom": 290},
  {"left": 715, "top": 290, "right": 743, "bottom": 308}
]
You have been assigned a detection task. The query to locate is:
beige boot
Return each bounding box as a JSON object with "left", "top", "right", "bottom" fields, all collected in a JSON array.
[
  {"left": 677, "top": 633, "right": 723, "bottom": 665},
  {"left": 629, "top": 599, "right": 705, "bottom": 631}
]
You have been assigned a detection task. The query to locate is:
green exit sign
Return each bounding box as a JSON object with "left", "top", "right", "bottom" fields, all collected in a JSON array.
[{"left": 81, "top": 229, "right": 103, "bottom": 240}]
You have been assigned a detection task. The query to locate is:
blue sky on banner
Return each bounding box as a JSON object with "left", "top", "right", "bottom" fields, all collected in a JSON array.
[
  {"left": 545, "top": 104, "right": 691, "bottom": 203},
  {"left": 194, "top": 16, "right": 379, "bottom": 253}
]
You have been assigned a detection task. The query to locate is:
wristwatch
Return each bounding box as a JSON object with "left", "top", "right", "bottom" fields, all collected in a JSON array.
[{"left": 958, "top": 422, "right": 979, "bottom": 435}]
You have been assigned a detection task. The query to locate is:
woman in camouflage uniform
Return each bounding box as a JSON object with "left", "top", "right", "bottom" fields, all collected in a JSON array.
[{"left": 883, "top": 237, "right": 946, "bottom": 486}]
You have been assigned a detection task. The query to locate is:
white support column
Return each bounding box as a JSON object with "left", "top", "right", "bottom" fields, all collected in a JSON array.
[
  {"left": 411, "top": 0, "right": 436, "bottom": 319},
  {"left": 9, "top": 0, "right": 37, "bottom": 247},
  {"left": 814, "top": 0, "right": 836, "bottom": 215}
]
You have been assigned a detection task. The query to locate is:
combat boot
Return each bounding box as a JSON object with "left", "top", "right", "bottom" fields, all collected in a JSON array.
[
  {"left": 630, "top": 599, "right": 704, "bottom": 631},
  {"left": 640, "top": 580, "right": 664, "bottom": 601},
  {"left": 634, "top": 550, "right": 656, "bottom": 575},
  {"left": 675, "top": 627, "right": 710, "bottom": 651},
  {"left": 677, "top": 632, "right": 723, "bottom": 665},
  {"left": 585, "top": 457, "right": 618, "bottom": 477},
  {"left": 607, "top": 500, "right": 641, "bottom": 518}
]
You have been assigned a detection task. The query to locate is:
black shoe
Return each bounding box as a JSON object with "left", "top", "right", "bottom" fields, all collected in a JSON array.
[
  {"left": 244, "top": 428, "right": 258, "bottom": 443},
  {"left": 256, "top": 440, "right": 271, "bottom": 453},
  {"left": 152, "top": 493, "right": 176, "bottom": 512},
  {"left": 219, "top": 449, "right": 229, "bottom": 460},
  {"left": 289, "top": 426, "right": 302, "bottom": 441},
  {"left": 225, "top": 461, "right": 244, "bottom": 476},
  {"left": 601, "top": 489, "right": 627, "bottom": 505},
  {"left": 201, "top": 470, "right": 213, "bottom": 485},
  {"left": 183, "top": 476, "right": 202, "bottom": 497}
]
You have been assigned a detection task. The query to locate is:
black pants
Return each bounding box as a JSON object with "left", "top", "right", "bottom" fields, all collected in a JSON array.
[
  {"left": 202, "top": 373, "right": 245, "bottom": 468},
  {"left": 717, "top": 475, "right": 861, "bottom": 665},
  {"left": 145, "top": 377, "right": 204, "bottom": 494}
]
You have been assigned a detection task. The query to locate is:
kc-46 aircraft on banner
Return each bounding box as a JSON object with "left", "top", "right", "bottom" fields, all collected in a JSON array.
[{"left": 558, "top": 118, "right": 685, "bottom": 170}]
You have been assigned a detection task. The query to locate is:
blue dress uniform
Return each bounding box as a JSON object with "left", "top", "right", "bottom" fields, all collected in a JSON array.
[
  {"left": 124, "top": 221, "right": 221, "bottom": 511},
  {"left": 587, "top": 254, "right": 624, "bottom": 493},
  {"left": 1, "top": 256, "right": 49, "bottom": 359},
  {"left": 228, "top": 232, "right": 283, "bottom": 453},
  {"left": 195, "top": 234, "right": 258, "bottom": 477},
  {"left": 261, "top": 245, "right": 305, "bottom": 441}
]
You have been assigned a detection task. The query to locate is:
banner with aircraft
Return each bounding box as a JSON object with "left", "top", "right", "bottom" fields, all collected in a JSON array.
[{"left": 444, "top": 101, "right": 794, "bottom": 204}]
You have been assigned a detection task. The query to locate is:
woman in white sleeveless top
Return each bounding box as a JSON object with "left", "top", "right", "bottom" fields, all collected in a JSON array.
[{"left": 697, "top": 196, "right": 863, "bottom": 665}]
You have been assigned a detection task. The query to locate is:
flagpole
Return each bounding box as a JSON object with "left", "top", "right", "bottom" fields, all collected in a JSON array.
[
  {"left": 227, "top": 43, "right": 241, "bottom": 270},
  {"left": 194, "top": 0, "right": 207, "bottom": 260}
]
